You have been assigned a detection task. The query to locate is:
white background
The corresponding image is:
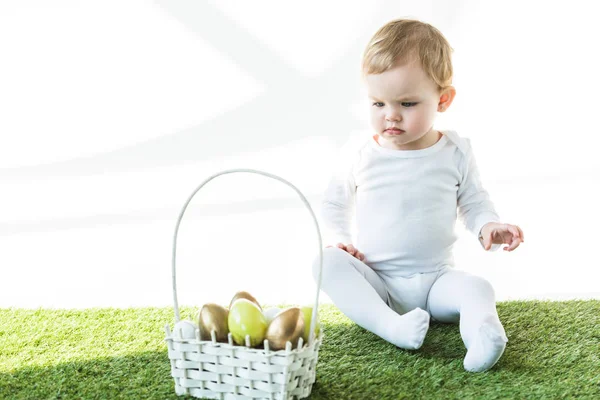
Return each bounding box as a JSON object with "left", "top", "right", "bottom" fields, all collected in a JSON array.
[{"left": 1, "top": 0, "right": 599, "bottom": 310}]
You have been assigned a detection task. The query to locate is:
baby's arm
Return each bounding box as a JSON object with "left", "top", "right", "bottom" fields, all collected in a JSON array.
[
  {"left": 321, "top": 173, "right": 366, "bottom": 261},
  {"left": 456, "top": 140, "right": 502, "bottom": 250},
  {"left": 321, "top": 167, "right": 356, "bottom": 246},
  {"left": 320, "top": 138, "right": 370, "bottom": 260},
  {"left": 322, "top": 191, "right": 365, "bottom": 261},
  {"left": 320, "top": 139, "right": 365, "bottom": 259}
]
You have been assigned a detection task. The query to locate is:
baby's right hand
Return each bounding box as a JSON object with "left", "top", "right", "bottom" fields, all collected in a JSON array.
[{"left": 327, "top": 243, "right": 365, "bottom": 262}]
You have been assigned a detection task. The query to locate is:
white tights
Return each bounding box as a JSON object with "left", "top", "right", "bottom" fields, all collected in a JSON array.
[{"left": 313, "top": 247, "right": 508, "bottom": 372}]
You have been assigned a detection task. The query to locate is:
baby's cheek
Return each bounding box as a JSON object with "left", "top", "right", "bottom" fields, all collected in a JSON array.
[
  {"left": 370, "top": 112, "right": 384, "bottom": 130},
  {"left": 414, "top": 110, "right": 436, "bottom": 131},
  {"left": 405, "top": 117, "right": 425, "bottom": 133}
]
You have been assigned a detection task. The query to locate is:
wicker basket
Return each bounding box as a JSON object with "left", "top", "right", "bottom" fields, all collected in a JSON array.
[{"left": 164, "top": 169, "right": 324, "bottom": 400}]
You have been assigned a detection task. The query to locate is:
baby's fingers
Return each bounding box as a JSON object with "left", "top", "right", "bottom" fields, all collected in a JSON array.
[
  {"left": 504, "top": 237, "right": 522, "bottom": 252},
  {"left": 346, "top": 244, "right": 358, "bottom": 256},
  {"left": 507, "top": 224, "right": 521, "bottom": 240},
  {"left": 336, "top": 243, "right": 364, "bottom": 260},
  {"left": 517, "top": 225, "right": 525, "bottom": 242},
  {"left": 505, "top": 224, "right": 525, "bottom": 243},
  {"left": 346, "top": 245, "right": 365, "bottom": 261}
]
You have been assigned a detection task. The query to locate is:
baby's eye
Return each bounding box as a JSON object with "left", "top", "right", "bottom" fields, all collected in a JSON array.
[
  {"left": 372, "top": 102, "right": 384, "bottom": 108},
  {"left": 401, "top": 102, "right": 418, "bottom": 107}
]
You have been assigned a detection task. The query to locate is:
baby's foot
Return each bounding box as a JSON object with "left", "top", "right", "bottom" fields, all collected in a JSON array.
[
  {"left": 463, "top": 314, "right": 508, "bottom": 372},
  {"left": 388, "top": 307, "right": 430, "bottom": 350}
]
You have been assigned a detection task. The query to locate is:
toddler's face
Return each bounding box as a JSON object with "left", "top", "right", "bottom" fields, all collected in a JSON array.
[{"left": 365, "top": 60, "right": 450, "bottom": 150}]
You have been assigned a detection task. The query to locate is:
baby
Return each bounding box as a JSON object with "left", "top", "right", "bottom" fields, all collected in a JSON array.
[{"left": 313, "top": 19, "right": 524, "bottom": 372}]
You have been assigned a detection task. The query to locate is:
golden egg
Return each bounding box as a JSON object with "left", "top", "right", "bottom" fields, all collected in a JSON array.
[
  {"left": 198, "top": 303, "right": 229, "bottom": 342},
  {"left": 265, "top": 307, "right": 305, "bottom": 351},
  {"left": 229, "top": 291, "right": 262, "bottom": 311}
]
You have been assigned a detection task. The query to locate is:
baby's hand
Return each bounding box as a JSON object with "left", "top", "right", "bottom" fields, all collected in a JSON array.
[
  {"left": 481, "top": 222, "right": 524, "bottom": 252},
  {"left": 326, "top": 243, "right": 365, "bottom": 261}
]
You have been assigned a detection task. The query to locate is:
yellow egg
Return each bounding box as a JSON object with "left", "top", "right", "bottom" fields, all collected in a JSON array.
[
  {"left": 301, "top": 306, "right": 321, "bottom": 343},
  {"left": 228, "top": 299, "right": 268, "bottom": 347},
  {"left": 229, "top": 291, "right": 262, "bottom": 311},
  {"left": 265, "top": 307, "right": 305, "bottom": 351},
  {"left": 198, "top": 303, "right": 229, "bottom": 342}
]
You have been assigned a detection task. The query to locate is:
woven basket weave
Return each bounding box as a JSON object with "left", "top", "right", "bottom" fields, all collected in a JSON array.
[{"left": 165, "top": 169, "right": 324, "bottom": 400}]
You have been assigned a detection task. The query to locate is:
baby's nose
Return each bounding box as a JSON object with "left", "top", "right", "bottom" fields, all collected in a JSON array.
[{"left": 385, "top": 108, "right": 402, "bottom": 121}]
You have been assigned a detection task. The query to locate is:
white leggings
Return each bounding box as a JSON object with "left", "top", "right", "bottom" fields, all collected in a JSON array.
[{"left": 313, "top": 247, "right": 503, "bottom": 351}]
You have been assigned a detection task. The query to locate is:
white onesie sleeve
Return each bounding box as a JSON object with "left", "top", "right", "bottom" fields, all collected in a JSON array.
[
  {"left": 320, "top": 139, "right": 365, "bottom": 246},
  {"left": 455, "top": 138, "right": 501, "bottom": 250}
]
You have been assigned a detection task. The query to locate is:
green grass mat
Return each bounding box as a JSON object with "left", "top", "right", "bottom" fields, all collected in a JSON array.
[{"left": 1, "top": 301, "right": 599, "bottom": 399}]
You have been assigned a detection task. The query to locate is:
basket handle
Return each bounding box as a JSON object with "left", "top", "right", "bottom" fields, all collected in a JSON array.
[{"left": 171, "top": 168, "right": 324, "bottom": 346}]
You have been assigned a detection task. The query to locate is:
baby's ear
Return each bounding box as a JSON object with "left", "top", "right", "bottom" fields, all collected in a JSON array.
[{"left": 438, "top": 86, "right": 456, "bottom": 112}]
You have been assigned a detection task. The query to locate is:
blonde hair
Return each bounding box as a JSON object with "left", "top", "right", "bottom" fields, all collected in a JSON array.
[{"left": 362, "top": 19, "right": 453, "bottom": 91}]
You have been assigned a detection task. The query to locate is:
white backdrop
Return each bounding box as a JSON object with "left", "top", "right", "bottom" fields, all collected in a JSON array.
[{"left": 1, "top": 0, "right": 599, "bottom": 310}]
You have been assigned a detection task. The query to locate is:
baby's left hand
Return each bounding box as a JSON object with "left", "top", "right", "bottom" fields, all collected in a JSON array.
[{"left": 481, "top": 222, "right": 524, "bottom": 252}]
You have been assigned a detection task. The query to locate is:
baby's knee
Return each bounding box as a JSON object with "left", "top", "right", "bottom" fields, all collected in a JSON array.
[
  {"left": 312, "top": 247, "right": 348, "bottom": 283},
  {"left": 465, "top": 275, "right": 496, "bottom": 297}
]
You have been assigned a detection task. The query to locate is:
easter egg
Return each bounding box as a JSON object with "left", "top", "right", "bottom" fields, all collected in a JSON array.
[
  {"left": 265, "top": 307, "right": 304, "bottom": 351},
  {"left": 228, "top": 298, "right": 268, "bottom": 347},
  {"left": 173, "top": 320, "right": 197, "bottom": 340},
  {"left": 229, "top": 291, "right": 262, "bottom": 311},
  {"left": 198, "top": 303, "right": 229, "bottom": 342},
  {"left": 301, "top": 306, "right": 321, "bottom": 343}
]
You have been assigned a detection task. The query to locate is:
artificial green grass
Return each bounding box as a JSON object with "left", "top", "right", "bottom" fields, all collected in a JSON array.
[{"left": 1, "top": 301, "right": 599, "bottom": 399}]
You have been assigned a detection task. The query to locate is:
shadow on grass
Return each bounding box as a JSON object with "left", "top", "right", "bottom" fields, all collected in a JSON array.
[
  {"left": 0, "top": 351, "right": 189, "bottom": 400},
  {"left": 419, "top": 322, "right": 465, "bottom": 361}
]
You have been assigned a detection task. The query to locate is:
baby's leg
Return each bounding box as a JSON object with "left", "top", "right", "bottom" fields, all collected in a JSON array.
[
  {"left": 313, "top": 247, "right": 429, "bottom": 349},
  {"left": 427, "top": 269, "right": 508, "bottom": 372}
]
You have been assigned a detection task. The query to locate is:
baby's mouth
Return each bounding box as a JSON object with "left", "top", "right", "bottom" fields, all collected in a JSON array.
[{"left": 385, "top": 128, "right": 405, "bottom": 135}]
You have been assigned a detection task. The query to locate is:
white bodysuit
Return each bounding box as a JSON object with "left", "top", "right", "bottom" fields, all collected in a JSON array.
[
  {"left": 313, "top": 130, "right": 509, "bottom": 372},
  {"left": 322, "top": 129, "right": 499, "bottom": 275}
]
